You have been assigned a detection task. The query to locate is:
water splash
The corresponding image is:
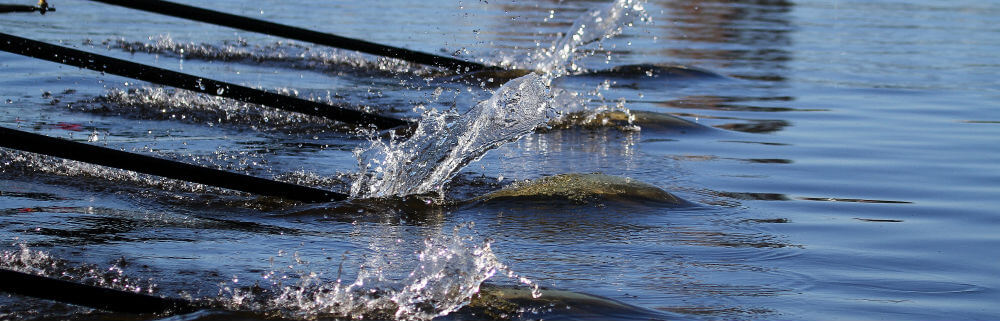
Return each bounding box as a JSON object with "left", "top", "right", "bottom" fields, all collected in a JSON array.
[
  {"left": 0, "top": 242, "right": 157, "bottom": 295},
  {"left": 352, "top": 0, "right": 646, "bottom": 199},
  {"left": 352, "top": 74, "right": 557, "bottom": 198},
  {"left": 518, "top": 0, "right": 649, "bottom": 77},
  {"left": 221, "top": 224, "right": 538, "bottom": 320}
]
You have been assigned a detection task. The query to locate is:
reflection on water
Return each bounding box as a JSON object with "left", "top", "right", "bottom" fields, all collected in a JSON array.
[
  {"left": 660, "top": 0, "right": 793, "bottom": 80},
  {"left": 652, "top": 0, "right": 798, "bottom": 135},
  {"left": 2, "top": 0, "right": 999, "bottom": 320}
]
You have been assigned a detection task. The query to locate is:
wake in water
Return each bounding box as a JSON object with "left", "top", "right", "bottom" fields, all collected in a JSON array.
[{"left": 352, "top": 0, "right": 647, "bottom": 199}]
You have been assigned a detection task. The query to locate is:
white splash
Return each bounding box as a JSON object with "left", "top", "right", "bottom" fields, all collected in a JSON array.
[
  {"left": 0, "top": 242, "right": 156, "bottom": 294},
  {"left": 223, "top": 225, "right": 538, "bottom": 321},
  {"left": 523, "top": 0, "right": 648, "bottom": 76},
  {"left": 352, "top": 73, "right": 557, "bottom": 198},
  {"left": 351, "top": 0, "right": 647, "bottom": 199}
]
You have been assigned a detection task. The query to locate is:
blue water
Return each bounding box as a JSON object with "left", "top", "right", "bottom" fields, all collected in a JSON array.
[{"left": 1, "top": 0, "right": 999, "bottom": 320}]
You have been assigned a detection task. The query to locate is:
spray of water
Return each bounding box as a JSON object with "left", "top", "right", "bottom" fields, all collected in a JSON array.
[
  {"left": 521, "top": 0, "right": 649, "bottom": 76},
  {"left": 0, "top": 2, "right": 648, "bottom": 319},
  {"left": 0, "top": 242, "right": 157, "bottom": 295},
  {"left": 352, "top": 73, "right": 558, "bottom": 198},
  {"left": 220, "top": 224, "right": 539, "bottom": 321},
  {"left": 352, "top": 0, "right": 647, "bottom": 199}
]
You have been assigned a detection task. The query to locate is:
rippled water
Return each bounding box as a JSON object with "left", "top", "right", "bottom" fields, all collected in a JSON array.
[{"left": 2, "top": 0, "right": 999, "bottom": 320}]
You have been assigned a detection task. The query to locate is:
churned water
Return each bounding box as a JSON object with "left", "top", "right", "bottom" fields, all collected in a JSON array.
[{"left": 1, "top": 0, "right": 999, "bottom": 320}]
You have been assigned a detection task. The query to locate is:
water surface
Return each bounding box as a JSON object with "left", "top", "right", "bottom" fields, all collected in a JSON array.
[{"left": 1, "top": 0, "right": 998, "bottom": 320}]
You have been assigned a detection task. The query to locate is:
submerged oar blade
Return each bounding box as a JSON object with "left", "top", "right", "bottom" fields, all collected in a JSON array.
[
  {"left": 87, "top": 0, "right": 492, "bottom": 72},
  {"left": 0, "top": 127, "right": 347, "bottom": 202},
  {"left": 0, "top": 32, "right": 408, "bottom": 130}
]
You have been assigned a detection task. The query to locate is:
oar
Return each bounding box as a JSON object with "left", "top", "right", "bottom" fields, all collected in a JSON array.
[
  {"left": 86, "top": 0, "right": 496, "bottom": 72},
  {"left": 0, "top": 268, "right": 201, "bottom": 314},
  {"left": 0, "top": 32, "right": 409, "bottom": 130},
  {"left": 0, "top": 127, "right": 348, "bottom": 202},
  {"left": 0, "top": 3, "right": 52, "bottom": 14}
]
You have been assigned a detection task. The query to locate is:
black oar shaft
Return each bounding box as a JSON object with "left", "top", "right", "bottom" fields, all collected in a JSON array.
[
  {"left": 0, "top": 4, "right": 36, "bottom": 13},
  {"left": 0, "top": 4, "right": 51, "bottom": 13},
  {"left": 0, "top": 32, "right": 408, "bottom": 130},
  {"left": 0, "top": 127, "right": 347, "bottom": 202},
  {"left": 0, "top": 268, "right": 198, "bottom": 314},
  {"left": 87, "top": 0, "right": 491, "bottom": 72}
]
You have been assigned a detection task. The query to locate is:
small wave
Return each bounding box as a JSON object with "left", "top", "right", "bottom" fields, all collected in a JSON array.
[
  {"left": 470, "top": 173, "right": 689, "bottom": 206},
  {"left": 104, "top": 36, "right": 439, "bottom": 77},
  {"left": 547, "top": 109, "right": 708, "bottom": 133},
  {"left": 77, "top": 87, "right": 347, "bottom": 133}
]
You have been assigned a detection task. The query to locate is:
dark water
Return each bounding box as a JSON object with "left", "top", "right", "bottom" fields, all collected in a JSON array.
[{"left": 1, "top": 0, "right": 999, "bottom": 320}]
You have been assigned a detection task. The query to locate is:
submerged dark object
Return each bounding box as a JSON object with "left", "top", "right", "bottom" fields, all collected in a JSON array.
[
  {"left": 0, "top": 32, "right": 408, "bottom": 130},
  {"left": 554, "top": 64, "right": 729, "bottom": 91},
  {"left": 0, "top": 127, "right": 347, "bottom": 202},
  {"left": 0, "top": 4, "right": 53, "bottom": 13},
  {"left": 464, "top": 284, "right": 677, "bottom": 321},
  {"left": 472, "top": 173, "right": 688, "bottom": 205},
  {"left": 578, "top": 64, "right": 726, "bottom": 79},
  {"left": 0, "top": 268, "right": 198, "bottom": 314},
  {"left": 549, "top": 110, "right": 707, "bottom": 132},
  {"left": 87, "top": 0, "right": 492, "bottom": 72}
]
